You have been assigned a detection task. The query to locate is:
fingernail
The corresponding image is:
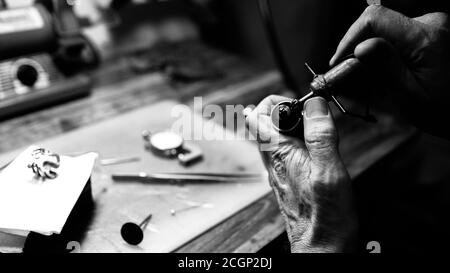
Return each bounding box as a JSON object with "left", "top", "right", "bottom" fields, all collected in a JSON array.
[{"left": 304, "top": 97, "right": 329, "bottom": 118}]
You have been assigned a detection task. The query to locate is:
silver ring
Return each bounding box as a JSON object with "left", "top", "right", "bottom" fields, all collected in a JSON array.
[{"left": 27, "top": 148, "right": 61, "bottom": 180}]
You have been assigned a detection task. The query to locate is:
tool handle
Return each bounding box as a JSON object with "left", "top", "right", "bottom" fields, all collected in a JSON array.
[{"left": 310, "top": 57, "right": 363, "bottom": 94}]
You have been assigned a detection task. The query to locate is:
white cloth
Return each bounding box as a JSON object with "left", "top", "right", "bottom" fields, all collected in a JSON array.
[{"left": 0, "top": 146, "right": 97, "bottom": 236}]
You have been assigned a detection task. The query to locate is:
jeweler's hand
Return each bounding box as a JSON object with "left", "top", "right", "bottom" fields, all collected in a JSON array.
[
  {"left": 330, "top": 5, "right": 450, "bottom": 139},
  {"left": 245, "top": 95, "right": 357, "bottom": 253}
]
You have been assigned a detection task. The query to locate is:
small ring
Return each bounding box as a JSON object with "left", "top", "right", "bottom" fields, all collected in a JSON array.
[{"left": 28, "top": 148, "right": 61, "bottom": 180}]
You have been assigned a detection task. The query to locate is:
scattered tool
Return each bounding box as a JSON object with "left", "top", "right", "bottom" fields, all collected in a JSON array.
[
  {"left": 170, "top": 204, "right": 206, "bottom": 216},
  {"left": 100, "top": 156, "right": 141, "bottom": 166},
  {"left": 112, "top": 172, "right": 265, "bottom": 184},
  {"left": 120, "top": 213, "right": 153, "bottom": 246}
]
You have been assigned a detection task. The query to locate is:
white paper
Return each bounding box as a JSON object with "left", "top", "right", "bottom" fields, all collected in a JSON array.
[{"left": 0, "top": 146, "right": 97, "bottom": 236}]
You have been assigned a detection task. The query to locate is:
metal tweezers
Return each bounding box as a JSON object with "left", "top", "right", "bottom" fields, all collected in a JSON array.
[{"left": 112, "top": 172, "right": 266, "bottom": 184}]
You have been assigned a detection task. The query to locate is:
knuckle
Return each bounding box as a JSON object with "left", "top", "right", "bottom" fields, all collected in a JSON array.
[
  {"left": 363, "top": 4, "right": 384, "bottom": 25},
  {"left": 310, "top": 178, "right": 333, "bottom": 195},
  {"left": 421, "top": 16, "right": 450, "bottom": 47},
  {"left": 309, "top": 170, "right": 348, "bottom": 195},
  {"left": 432, "top": 12, "right": 449, "bottom": 30},
  {"left": 305, "top": 125, "right": 337, "bottom": 149}
]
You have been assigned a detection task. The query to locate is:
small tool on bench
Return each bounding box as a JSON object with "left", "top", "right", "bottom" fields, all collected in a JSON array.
[
  {"left": 100, "top": 156, "right": 141, "bottom": 166},
  {"left": 121, "top": 213, "right": 153, "bottom": 246},
  {"left": 170, "top": 203, "right": 212, "bottom": 216}
]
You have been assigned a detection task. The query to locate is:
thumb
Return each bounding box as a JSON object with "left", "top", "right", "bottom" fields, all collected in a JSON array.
[{"left": 303, "top": 97, "right": 340, "bottom": 166}]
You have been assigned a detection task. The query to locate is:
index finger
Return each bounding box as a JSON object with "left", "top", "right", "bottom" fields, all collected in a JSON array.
[
  {"left": 330, "top": 5, "right": 423, "bottom": 66},
  {"left": 244, "top": 95, "right": 291, "bottom": 118}
]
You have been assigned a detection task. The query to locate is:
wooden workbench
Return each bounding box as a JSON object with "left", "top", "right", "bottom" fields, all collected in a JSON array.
[{"left": 0, "top": 41, "right": 416, "bottom": 252}]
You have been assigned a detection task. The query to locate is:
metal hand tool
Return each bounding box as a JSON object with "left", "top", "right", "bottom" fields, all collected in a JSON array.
[
  {"left": 271, "top": 56, "right": 377, "bottom": 134},
  {"left": 112, "top": 172, "right": 265, "bottom": 184}
]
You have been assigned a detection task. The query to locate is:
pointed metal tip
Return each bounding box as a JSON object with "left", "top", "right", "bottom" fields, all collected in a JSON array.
[{"left": 304, "top": 63, "right": 316, "bottom": 77}]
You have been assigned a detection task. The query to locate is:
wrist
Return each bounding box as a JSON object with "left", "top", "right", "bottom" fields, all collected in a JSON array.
[{"left": 289, "top": 216, "right": 358, "bottom": 253}]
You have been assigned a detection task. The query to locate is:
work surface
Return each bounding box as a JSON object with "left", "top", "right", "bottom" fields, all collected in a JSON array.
[
  {"left": 0, "top": 41, "right": 416, "bottom": 252},
  {"left": 0, "top": 101, "right": 272, "bottom": 252}
]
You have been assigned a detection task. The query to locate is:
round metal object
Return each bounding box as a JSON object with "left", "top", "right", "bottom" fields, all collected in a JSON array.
[
  {"left": 27, "top": 148, "right": 61, "bottom": 180},
  {"left": 143, "top": 131, "right": 184, "bottom": 158},
  {"left": 271, "top": 101, "right": 302, "bottom": 133}
]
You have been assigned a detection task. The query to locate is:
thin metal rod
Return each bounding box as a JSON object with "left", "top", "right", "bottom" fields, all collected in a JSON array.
[
  {"left": 330, "top": 95, "right": 347, "bottom": 114},
  {"left": 100, "top": 156, "right": 141, "bottom": 166},
  {"left": 299, "top": 91, "right": 315, "bottom": 103},
  {"left": 139, "top": 214, "right": 153, "bottom": 230},
  {"left": 112, "top": 172, "right": 265, "bottom": 184}
]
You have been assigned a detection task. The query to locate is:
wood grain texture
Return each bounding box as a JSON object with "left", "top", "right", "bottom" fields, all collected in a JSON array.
[{"left": 0, "top": 40, "right": 416, "bottom": 253}]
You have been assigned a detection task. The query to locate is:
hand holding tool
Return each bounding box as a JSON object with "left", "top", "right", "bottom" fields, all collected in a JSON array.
[
  {"left": 121, "top": 213, "right": 153, "bottom": 246},
  {"left": 271, "top": 56, "right": 377, "bottom": 134}
]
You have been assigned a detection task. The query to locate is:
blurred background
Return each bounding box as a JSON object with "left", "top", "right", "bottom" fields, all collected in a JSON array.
[
  {"left": 1, "top": 0, "right": 449, "bottom": 113},
  {"left": 0, "top": 0, "right": 450, "bottom": 253}
]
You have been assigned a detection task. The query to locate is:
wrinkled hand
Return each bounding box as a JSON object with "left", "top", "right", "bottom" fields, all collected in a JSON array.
[
  {"left": 245, "top": 95, "right": 357, "bottom": 253},
  {"left": 330, "top": 5, "right": 450, "bottom": 138}
]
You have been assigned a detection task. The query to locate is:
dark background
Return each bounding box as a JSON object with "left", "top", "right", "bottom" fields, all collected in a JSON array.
[
  {"left": 204, "top": 0, "right": 450, "bottom": 95},
  {"left": 201, "top": 0, "right": 450, "bottom": 254}
]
